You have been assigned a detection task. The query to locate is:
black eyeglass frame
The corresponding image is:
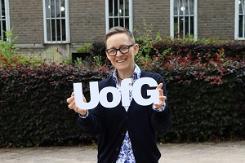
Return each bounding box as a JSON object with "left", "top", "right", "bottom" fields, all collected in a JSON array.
[{"left": 105, "top": 44, "right": 135, "bottom": 56}]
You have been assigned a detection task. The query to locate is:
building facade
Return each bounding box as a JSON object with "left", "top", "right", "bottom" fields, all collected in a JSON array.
[{"left": 0, "top": 0, "right": 244, "bottom": 55}]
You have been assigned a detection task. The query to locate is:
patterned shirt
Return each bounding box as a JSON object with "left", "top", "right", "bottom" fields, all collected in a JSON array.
[{"left": 112, "top": 65, "right": 141, "bottom": 163}]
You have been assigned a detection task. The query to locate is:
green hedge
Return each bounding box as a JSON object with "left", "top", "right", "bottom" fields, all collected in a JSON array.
[
  {"left": 88, "top": 40, "right": 245, "bottom": 61},
  {"left": 152, "top": 40, "right": 245, "bottom": 59},
  {"left": 0, "top": 64, "right": 244, "bottom": 147},
  {"left": 157, "top": 68, "right": 245, "bottom": 142},
  {"left": 0, "top": 65, "right": 106, "bottom": 147}
]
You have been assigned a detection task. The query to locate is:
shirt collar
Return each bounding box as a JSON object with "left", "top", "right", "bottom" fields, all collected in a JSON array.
[{"left": 112, "top": 64, "right": 141, "bottom": 84}]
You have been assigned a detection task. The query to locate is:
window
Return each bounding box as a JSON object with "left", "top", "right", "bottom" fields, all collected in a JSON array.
[
  {"left": 170, "top": 0, "right": 197, "bottom": 39},
  {"left": 0, "top": 0, "right": 10, "bottom": 41},
  {"left": 235, "top": 0, "right": 245, "bottom": 40},
  {"left": 105, "top": 0, "right": 133, "bottom": 32},
  {"left": 43, "top": 0, "right": 70, "bottom": 43}
]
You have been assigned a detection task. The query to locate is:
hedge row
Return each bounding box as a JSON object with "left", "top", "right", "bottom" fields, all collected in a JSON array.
[
  {"left": 157, "top": 67, "right": 245, "bottom": 142},
  {"left": 0, "top": 65, "right": 107, "bottom": 147},
  {"left": 0, "top": 64, "right": 244, "bottom": 147},
  {"left": 90, "top": 40, "right": 245, "bottom": 61},
  {"left": 152, "top": 40, "right": 245, "bottom": 59}
]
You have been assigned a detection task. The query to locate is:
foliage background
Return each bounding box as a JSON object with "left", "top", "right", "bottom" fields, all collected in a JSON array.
[
  {"left": 0, "top": 63, "right": 244, "bottom": 147},
  {"left": 0, "top": 36, "right": 245, "bottom": 147}
]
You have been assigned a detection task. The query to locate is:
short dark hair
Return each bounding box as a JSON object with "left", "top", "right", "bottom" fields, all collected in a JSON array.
[{"left": 105, "top": 26, "right": 135, "bottom": 46}]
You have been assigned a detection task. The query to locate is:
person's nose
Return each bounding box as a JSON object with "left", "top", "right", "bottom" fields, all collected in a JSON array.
[{"left": 115, "top": 49, "right": 124, "bottom": 57}]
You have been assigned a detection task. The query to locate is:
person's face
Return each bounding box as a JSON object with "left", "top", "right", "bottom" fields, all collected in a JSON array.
[{"left": 106, "top": 33, "right": 139, "bottom": 72}]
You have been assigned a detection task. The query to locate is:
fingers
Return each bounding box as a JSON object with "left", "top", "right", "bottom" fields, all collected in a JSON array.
[
  {"left": 157, "top": 83, "right": 163, "bottom": 89},
  {"left": 68, "top": 99, "right": 75, "bottom": 110},
  {"left": 67, "top": 95, "right": 74, "bottom": 104},
  {"left": 72, "top": 103, "right": 88, "bottom": 116},
  {"left": 154, "top": 103, "right": 162, "bottom": 109},
  {"left": 159, "top": 95, "right": 167, "bottom": 105},
  {"left": 67, "top": 93, "right": 88, "bottom": 116},
  {"left": 157, "top": 83, "right": 164, "bottom": 96},
  {"left": 155, "top": 83, "right": 166, "bottom": 109},
  {"left": 67, "top": 92, "right": 86, "bottom": 105},
  {"left": 67, "top": 93, "right": 77, "bottom": 110},
  {"left": 159, "top": 95, "right": 167, "bottom": 100},
  {"left": 154, "top": 95, "right": 166, "bottom": 106},
  {"left": 158, "top": 88, "right": 163, "bottom": 96}
]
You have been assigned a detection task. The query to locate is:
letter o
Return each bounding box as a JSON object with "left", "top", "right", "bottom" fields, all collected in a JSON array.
[{"left": 99, "top": 87, "right": 121, "bottom": 108}]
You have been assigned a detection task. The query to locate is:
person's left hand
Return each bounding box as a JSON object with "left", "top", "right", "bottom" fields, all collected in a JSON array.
[{"left": 153, "top": 83, "right": 167, "bottom": 109}]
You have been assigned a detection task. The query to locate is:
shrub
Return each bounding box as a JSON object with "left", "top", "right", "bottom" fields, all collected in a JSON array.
[
  {"left": 77, "top": 43, "right": 92, "bottom": 53},
  {"left": 0, "top": 64, "right": 107, "bottom": 147},
  {"left": 152, "top": 39, "right": 245, "bottom": 60},
  {"left": 0, "top": 31, "right": 16, "bottom": 59},
  {"left": 0, "top": 62, "right": 244, "bottom": 147},
  {"left": 158, "top": 67, "right": 245, "bottom": 142},
  {"left": 0, "top": 36, "right": 245, "bottom": 146}
]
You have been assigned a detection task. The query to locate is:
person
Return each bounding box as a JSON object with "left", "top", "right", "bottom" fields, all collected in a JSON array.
[{"left": 67, "top": 26, "right": 171, "bottom": 163}]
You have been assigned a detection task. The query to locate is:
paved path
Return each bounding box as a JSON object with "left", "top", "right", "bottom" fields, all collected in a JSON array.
[{"left": 0, "top": 141, "right": 245, "bottom": 163}]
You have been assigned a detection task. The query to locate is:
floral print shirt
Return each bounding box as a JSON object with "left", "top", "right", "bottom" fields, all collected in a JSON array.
[{"left": 112, "top": 65, "right": 141, "bottom": 163}]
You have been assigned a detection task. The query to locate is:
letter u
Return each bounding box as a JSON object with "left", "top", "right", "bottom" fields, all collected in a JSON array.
[{"left": 73, "top": 82, "right": 100, "bottom": 110}]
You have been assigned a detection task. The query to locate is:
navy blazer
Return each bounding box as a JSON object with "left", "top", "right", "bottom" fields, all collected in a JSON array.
[{"left": 77, "top": 71, "right": 171, "bottom": 163}]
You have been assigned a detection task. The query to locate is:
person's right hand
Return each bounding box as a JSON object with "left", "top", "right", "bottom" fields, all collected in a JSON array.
[{"left": 67, "top": 92, "right": 88, "bottom": 116}]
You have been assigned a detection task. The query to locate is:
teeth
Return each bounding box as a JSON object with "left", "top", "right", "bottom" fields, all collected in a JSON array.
[{"left": 117, "top": 60, "right": 125, "bottom": 63}]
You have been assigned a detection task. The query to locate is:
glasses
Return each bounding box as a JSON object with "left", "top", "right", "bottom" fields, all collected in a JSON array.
[{"left": 106, "top": 44, "right": 134, "bottom": 56}]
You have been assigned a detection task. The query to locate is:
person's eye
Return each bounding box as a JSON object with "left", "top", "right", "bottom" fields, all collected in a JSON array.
[
  {"left": 120, "top": 46, "right": 129, "bottom": 52},
  {"left": 107, "top": 49, "right": 116, "bottom": 54}
]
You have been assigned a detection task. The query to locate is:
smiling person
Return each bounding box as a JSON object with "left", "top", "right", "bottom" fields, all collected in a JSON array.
[{"left": 67, "top": 26, "right": 171, "bottom": 163}]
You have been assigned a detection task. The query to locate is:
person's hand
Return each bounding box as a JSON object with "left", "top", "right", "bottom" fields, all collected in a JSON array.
[
  {"left": 67, "top": 92, "right": 88, "bottom": 116},
  {"left": 153, "top": 83, "right": 167, "bottom": 109}
]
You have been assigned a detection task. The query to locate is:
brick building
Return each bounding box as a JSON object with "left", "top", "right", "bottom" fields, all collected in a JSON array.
[{"left": 0, "top": 0, "right": 244, "bottom": 55}]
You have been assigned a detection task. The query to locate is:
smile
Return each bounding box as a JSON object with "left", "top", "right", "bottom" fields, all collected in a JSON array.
[{"left": 116, "top": 60, "right": 126, "bottom": 63}]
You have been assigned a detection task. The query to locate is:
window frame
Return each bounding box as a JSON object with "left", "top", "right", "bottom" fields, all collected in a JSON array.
[
  {"left": 235, "top": 0, "right": 245, "bottom": 40},
  {"left": 42, "top": 0, "right": 70, "bottom": 44},
  {"left": 105, "top": 0, "right": 133, "bottom": 33},
  {"left": 0, "top": 0, "right": 10, "bottom": 41},
  {"left": 170, "top": 0, "right": 198, "bottom": 39}
]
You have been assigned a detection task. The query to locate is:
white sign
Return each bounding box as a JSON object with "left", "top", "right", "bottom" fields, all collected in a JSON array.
[{"left": 73, "top": 77, "right": 159, "bottom": 110}]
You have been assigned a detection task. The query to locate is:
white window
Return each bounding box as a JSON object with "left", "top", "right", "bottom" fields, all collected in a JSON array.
[
  {"left": 43, "top": 0, "right": 70, "bottom": 43},
  {"left": 170, "top": 0, "right": 197, "bottom": 39},
  {"left": 235, "top": 0, "right": 245, "bottom": 40},
  {"left": 105, "top": 0, "right": 133, "bottom": 32},
  {"left": 0, "top": 0, "right": 10, "bottom": 41}
]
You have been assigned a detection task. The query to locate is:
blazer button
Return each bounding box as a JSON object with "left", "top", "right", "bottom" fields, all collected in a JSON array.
[{"left": 116, "top": 147, "right": 120, "bottom": 152}]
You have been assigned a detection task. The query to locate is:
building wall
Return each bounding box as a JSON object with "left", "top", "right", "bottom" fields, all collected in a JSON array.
[
  {"left": 9, "top": 0, "right": 43, "bottom": 44},
  {"left": 70, "top": 0, "right": 105, "bottom": 44},
  {"left": 8, "top": 0, "right": 238, "bottom": 54},
  {"left": 134, "top": 0, "right": 170, "bottom": 38},
  {"left": 198, "top": 0, "right": 234, "bottom": 40},
  {"left": 9, "top": 0, "right": 106, "bottom": 53}
]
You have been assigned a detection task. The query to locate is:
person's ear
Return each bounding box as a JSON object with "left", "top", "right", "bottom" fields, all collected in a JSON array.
[{"left": 133, "top": 44, "right": 139, "bottom": 55}]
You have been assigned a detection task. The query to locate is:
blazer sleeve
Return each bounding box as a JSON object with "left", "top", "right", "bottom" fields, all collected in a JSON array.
[
  {"left": 76, "top": 79, "right": 107, "bottom": 135},
  {"left": 77, "top": 104, "right": 104, "bottom": 135},
  {"left": 150, "top": 73, "right": 171, "bottom": 134}
]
